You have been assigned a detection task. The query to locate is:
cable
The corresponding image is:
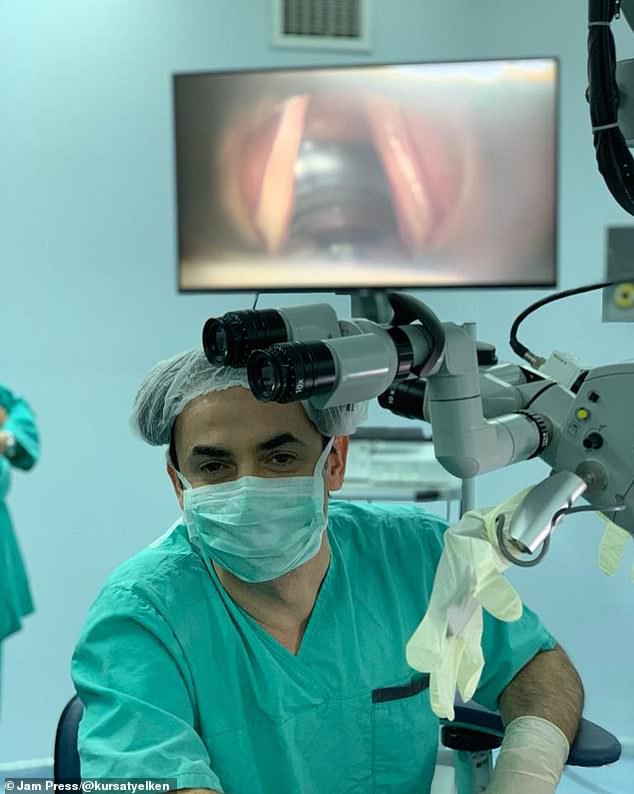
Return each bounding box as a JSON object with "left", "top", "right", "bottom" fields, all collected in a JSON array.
[
  {"left": 509, "top": 3, "right": 634, "bottom": 362},
  {"left": 587, "top": 0, "right": 634, "bottom": 214},
  {"left": 509, "top": 273, "right": 634, "bottom": 365},
  {"left": 551, "top": 501, "right": 626, "bottom": 525},
  {"left": 252, "top": 292, "right": 260, "bottom": 310}
]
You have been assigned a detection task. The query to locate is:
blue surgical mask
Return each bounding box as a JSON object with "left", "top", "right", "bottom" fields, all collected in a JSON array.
[{"left": 177, "top": 439, "right": 334, "bottom": 583}]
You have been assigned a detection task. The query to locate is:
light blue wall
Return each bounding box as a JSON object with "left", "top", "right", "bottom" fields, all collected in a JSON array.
[{"left": 0, "top": 0, "right": 632, "bottom": 762}]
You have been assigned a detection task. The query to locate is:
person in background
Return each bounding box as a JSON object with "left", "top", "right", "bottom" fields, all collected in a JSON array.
[{"left": 0, "top": 383, "right": 39, "bottom": 712}]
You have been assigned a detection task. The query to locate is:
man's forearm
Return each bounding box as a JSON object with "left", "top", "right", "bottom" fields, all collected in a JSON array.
[{"left": 498, "top": 644, "right": 584, "bottom": 745}]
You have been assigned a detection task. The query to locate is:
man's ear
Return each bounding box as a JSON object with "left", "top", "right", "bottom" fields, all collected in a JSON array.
[
  {"left": 325, "top": 436, "right": 349, "bottom": 492},
  {"left": 166, "top": 462, "right": 184, "bottom": 510}
]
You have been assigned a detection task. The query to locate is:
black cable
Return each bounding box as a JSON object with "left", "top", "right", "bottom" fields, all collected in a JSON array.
[
  {"left": 252, "top": 292, "right": 260, "bottom": 310},
  {"left": 508, "top": 4, "right": 634, "bottom": 361},
  {"left": 509, "top": 274, "right": 634, "bottom": 364},
  {"left": 588, "top": 0, "right": 634, "bottom": 213},
  {"left": 522, "top": 381, "right": 559, "bottom": 411}
]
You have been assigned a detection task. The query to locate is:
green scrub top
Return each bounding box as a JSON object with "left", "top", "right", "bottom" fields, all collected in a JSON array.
[
  {"left": 72, "top": 500, "right": 557, "bottom": 794},
  {"left": 0, "top": 385, "right": 39, "bottom": 644}
]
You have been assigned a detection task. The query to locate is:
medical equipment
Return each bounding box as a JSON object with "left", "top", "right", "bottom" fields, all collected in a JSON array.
[
  {"left": 203, "top": 283, "right": 634, "bottom": 568},
  {"left": 337, "top": 427, "right": 461, "bottom": 516}
]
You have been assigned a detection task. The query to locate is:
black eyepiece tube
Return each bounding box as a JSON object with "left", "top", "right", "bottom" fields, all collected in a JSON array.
[
  {"left": 202, "top": 319, "right": 229, "bottom": 365},
  {"left": 247, "top": 342, "right": 337, "bottom": 403},
  {"left": 387, "top": 293, "right": 445, "bottom": 376},
  {"left": 378, "top": 379, "right": 427, "bottom": 421},
  {"left": 202, "top": 310, "right": 288, "bottom": 367},
  {"left": 246, "top": 349, "right": 288, "bottom": 402}
]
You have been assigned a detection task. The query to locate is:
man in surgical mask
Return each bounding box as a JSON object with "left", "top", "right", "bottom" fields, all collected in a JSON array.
[
  {"left": 72, "top": 350, "right": 583, "bottom": 794},
  {"left": 166, "top": 376, "right": 343, "bottom": 655}
]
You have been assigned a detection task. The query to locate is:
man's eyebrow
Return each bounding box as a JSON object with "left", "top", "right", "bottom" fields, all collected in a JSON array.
[
  {"left": 190, "top": 445, "right": 234, "bottom": 460},
  {"left": 256, "top": 433, "right": 307, "bottom": 451},
  {"left": 189, "top": 434, "right": 306, "bottom": 460}
]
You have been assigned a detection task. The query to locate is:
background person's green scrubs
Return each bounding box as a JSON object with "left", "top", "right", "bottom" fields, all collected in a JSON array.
[
  {"left": 73, "top": 500, "right": 557, "bottom": 794},
  {"left": 0, "top": 385, "right": 40, "bottom": 713}
]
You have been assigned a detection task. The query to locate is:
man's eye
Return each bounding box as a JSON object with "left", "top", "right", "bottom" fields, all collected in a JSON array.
[
  {"left": 200, "top": 461, "right": 227, "bottom": 475},
  {"left": 270, "top": 452, "right": 297, "bottom": 466}
]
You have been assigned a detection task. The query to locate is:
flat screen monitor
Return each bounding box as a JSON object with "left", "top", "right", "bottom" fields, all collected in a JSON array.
[{"left": 173, "top": 58, "right": 558, "bottom": 292}]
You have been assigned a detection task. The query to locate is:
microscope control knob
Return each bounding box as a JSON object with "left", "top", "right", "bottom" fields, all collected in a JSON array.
[{"left": 583, "top": 432, "right": 604, "bottom": 450}]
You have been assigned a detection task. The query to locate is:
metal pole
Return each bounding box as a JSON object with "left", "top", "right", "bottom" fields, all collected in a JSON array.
[{"left": 460, "top": 322, "right": 478, "bottom": 517}]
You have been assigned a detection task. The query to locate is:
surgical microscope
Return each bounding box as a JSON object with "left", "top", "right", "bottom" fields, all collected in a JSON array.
[{"left": 201, "top": 288, "right": 631, "bottom": 568}]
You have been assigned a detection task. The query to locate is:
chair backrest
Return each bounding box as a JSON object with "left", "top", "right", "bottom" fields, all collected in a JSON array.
[{"left": 54, "top": 695, "right": 83, "bottom": 783}]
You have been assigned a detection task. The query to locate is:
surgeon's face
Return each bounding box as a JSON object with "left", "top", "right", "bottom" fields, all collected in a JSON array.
[{"left": 167, "top": 386, "right": 347, "bottom": 505}]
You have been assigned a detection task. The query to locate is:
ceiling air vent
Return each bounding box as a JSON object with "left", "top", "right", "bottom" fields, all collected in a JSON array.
[{"left": 272, "top": 0, "right": 372, "bottom": 52}]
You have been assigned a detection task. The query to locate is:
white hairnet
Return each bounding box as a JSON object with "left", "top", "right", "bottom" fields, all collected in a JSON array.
[{"left": 130, "top": 349, "right": 368, "bottom": 446}]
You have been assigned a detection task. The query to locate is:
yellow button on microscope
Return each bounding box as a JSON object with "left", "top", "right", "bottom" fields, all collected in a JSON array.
[{"left": 576, "top": 407, "right": 590, "bottom": 421}]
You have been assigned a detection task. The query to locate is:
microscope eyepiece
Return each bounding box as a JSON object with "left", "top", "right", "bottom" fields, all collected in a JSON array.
[
  {"left": 378, "top": 378, "right": 427, "bottom": 420},
  {"left": 203, "top": 319, "right": 229, "bottom": 364},
  {"left": 247, "top": 342, "right": 337, "bottom": 403},
  {"left": 203, "top": 310, "right": 288, "bottom": 367}
]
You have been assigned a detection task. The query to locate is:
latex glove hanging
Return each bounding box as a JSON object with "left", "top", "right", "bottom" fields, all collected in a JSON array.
[
  {"left": 597, "top": 513, "right": 634, "bottom": 582},
  {"left": 406, "top": 488, "right": 532, "bottom": 721}
]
